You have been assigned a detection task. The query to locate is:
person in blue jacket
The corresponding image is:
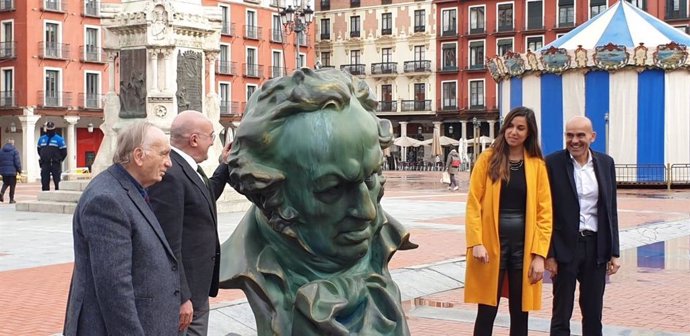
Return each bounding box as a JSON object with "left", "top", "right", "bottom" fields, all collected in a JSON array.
[
  {"left": 37, "top": 121, "right": 67, "bottom": 191},
  {"left": 0, "top": 138, "right": 21, "bottom": 203}
]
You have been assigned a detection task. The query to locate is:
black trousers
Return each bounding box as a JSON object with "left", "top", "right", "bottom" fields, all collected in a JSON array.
[
  {"left": 1, "top": 174, "right": 16, "bottom": 200},
  {"left": 550, "top": 234, "right": 607, "bottom": 336},
  {"left": 41, "top": 162, "right": 61, "bottom": 191},
  {"left": 474, "top": 269, "right": 528, "bottom": 336}
]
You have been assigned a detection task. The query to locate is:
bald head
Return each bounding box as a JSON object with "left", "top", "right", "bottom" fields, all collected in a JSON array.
[
  {"left": 566, "top": 116, "right": 594, "bottom": 133},
  {"left": 170, "top": 110, "right": 215, "bottom": 163},
  {"left": 565, "top": 115, "right": 596, "bottom": 165}
]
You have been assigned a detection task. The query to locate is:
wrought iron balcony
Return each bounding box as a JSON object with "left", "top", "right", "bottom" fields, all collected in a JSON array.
[
  {"left": 79, "top": 93, "right": 103, "bottom": 109},
  {"left": 83, "top": 0, "right": 99, "bottom": 17},
  {"left": 340, "top": 64, "right": 366, "bottom": 76},
  {"left": 377, "top": 100, "right": 397, "bottom": 112},
  {"left": 320, "top": 33, "right": 331, "bottom": 40},
  {"left": 350, "top": 30, "right": 361, "bottom": 38},
  {"left": 0, "top": 42, "right": 15, "bottom": 59},
  {"left": 41, "top": 0, "right": 66, "bottom": 13},
  {"left": 403, "top": 60, "right": 431, "bottom": 73},
  {"left": 269, "top": 66, "right": 286, "bottom": 79},
  {"left": 243, "top": 63, "right": 262, "bottom": 78},
  {"left": 0, "top": 91, "right": 15, "bottom": 108},
  {"left": 0, "top": 0, "right": 14, "bottom": 11},
  {"left": 440, "top": 28, "right": 457, "bottom": 37},
  {"left": 381, "top": 28, "right": 392, "bottom": 35},
  {"left": 216, "top": 61, "right": 237, "bottom": 75},
  {"left": 220, "top": 101, "right": 243, "bottom": 115},
  {"left": 401, "top": 100, "right": 431, "bottom": 112},
  {"left": 222, "top": 23, "right": 235, "bottom": 36},
  {"left": 414, "top": 25, "right": 425, "bottom": 33},
  {"left": 38, "top": 91, "right": 72, "bottom": 108},
  {"left": 270, "top": 29, "right": 284, "bottom": 43},
  {"left": 39, "top": 42, "right": 70, "bottom": 60},
  {"left": 80, "top": 45, "right": 106, "bottom": 63},
  {"left": 244, "top": 25, "right": 262, "bottom": 40},
  {"left": 371, "top": 62, "right": 397, "bottom": 75}
]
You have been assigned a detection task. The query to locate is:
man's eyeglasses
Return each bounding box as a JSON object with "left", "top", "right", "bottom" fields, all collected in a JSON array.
[{"left": 195, "top": 132, "right": 216, "bottom": 142}]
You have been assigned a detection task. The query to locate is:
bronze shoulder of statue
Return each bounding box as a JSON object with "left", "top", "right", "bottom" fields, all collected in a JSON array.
[{"left": 218, "top": 68, "right": 417, "bottom": 336}]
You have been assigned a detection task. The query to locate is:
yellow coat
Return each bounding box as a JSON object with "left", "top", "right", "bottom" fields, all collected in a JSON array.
[{"left": 464, "top": 149, "right": 552, "bottom": 311}]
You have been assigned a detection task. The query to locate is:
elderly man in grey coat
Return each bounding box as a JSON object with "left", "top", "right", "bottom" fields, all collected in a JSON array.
[{"left": 63, "top": 121, "right": 180, "bottom": 335}]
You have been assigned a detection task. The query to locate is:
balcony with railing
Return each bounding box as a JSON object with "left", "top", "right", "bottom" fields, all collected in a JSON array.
[
  {"left": 78, "top": 93, "right": 103, "bottom": 110},
  {"left": 438, "top": 99, "right": 458, "bottom": 112},
  {"left": 244, "top": 25, "right": 262, "bottom": 40},
  {"left": 371, "top": 62, "right": 397, "bottom": 76},
  {"left": 414, "top": 25, "right": 425, "bottom": 33},
  {"left": 270, "top": 29, "right": 284, "bottom": 43},
  {"left": 0, "top": 91, "right": 15, "bottom": 108},
  {"left": 38, "top": 91, "right": 72, "bottom": 108},
  {"left": 216, "top": 61, "right": 237, "bottom": 75},
  {"left": 220, "top": 101, "right": 244, "bottom": 115},
  {"left": 80, "top": 45, "right": 106, "bottom": 63},
  {"left": 381, "top": 28, "right": 392, "bottom": 35},
  {"left": 269, "top": 66, "right": 286, "bottom": 79},
  {"left": 440, "top": 28, "right": 457, "bottom": 38},
  {"left": 83, "top": 0, "right": 99, "bottom": 17},
  {"left": 377, "top": 100, "right": 397, "bottom": 113},
  {"left": 403, "top": 60, "right": 432, "bottom": 73},
  {"left": 320, "top": 32, "right": 331, "bottom": 40},
  {"left": 222, "top": 23, "right": 235, "bottom": 36},
  {"left": 350, "top": 30, "right": 361, "bottom": 38},
  {"left": 41, "top": 0, "right": 66, "bottom": 13},
  {"left": 340, "top": 64, "right": 366, "bottom": 76},
  {"left": 39, "top": 42, "right": 70, "bottom": 60},
  {"left": 0, "top": 41, "right": 15, "bottom": 59},
  {"left": 439, "top": 63, "right": 459, "bottom": 73},
  {"left": 0, "top": 0, "right": 14, "bottom": 11},
  {"left": 401, "top": 100, "right": 431, "bottom": 112},
  {"left": 243, "top": 63, "right": 262, "bottom": 78},
  {"left": 466, "top": 63, "right": 486, "bottom": 72}
]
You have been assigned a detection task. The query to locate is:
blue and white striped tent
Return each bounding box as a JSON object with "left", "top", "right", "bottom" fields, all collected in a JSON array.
[{"left": 492, "top": 1, "right": 690, "bottom": 181}]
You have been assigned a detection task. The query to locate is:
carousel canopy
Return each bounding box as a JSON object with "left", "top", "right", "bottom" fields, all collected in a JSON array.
[{"left": 543, "top": 1, "right": 690, "bottom": 50}]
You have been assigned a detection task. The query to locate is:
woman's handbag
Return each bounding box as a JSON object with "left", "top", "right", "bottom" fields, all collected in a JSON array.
[{"left": 441, "top": 171, "right": 451, "bottom": 184}]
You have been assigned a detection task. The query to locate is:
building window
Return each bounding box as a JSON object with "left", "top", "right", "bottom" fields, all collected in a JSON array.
[
  {"left": 527, "top": 0, "right": 543, "bottom": 30},
  {"left": 526, "top": 36, "right": 543, "bottom": 51},
  {"left": 381, "top": 13, "right": 392, "bottom": 35},
  {"left": 246, "top": 10, "right": 258, "bottom": 39},
  {"left": 321, "top": 52, "right": 331, "bottom": 66},
  {"left": 351, "top": 50, "right": 361, "bottom": 65},
  {"left": 497, "top": 3, "right": 513, "bottom": 31},
  {"left": 219, "top": 83, "right": 230, "bottom": 114},
  {"left": 272, "top": 15, "right": 282, "bottom": 43},
  {"left": 84, "top": 72, "right": 99, "bottom": 108},
  {"left": 350, "top": 16, "right": 361, "bottom": 37},
  {"left": 247, "top": 85, "right": 257, "bottom": 101},
  {"left": 271, "top": 51, "right": 282, "bottom": 78},
  {"left": 45, "top": 22, "right": 61, "bottom": 58},
  {"left": 470, "top": 6, "right": 485, "bottom": 33},
  {"left": 380, "top": 84, "right": 393, "bottom": 111},
  {"left": 414, "top": 83, "right": 425, "bottom": 102},
  {"left": 1, "top": 68, "right": 13, "bottom": 107},
  {"left": 497, "top": 38, "right": 513, "bottom": 56},
  {"left": 469, "top": 80, "right": 484, "bottom": 108},
  {"left": 350, "top": 0, "right": 360, "bottom": 8},
  {"left": 246, "top": 48, "right": 258, "bottom": 77},
  {"left": 626, "top": 0, "right": 646, "bottom": 10},
  {"left": 1, "top": 21, "right": 13, "bottom": 59},
  {"left": 414, "top": 45, "right": 425, "bottom": 61},
  {"left": 320, "top": 19, "right": 330, "bottom": 40},
  {"left": 558, "top": 0, "right": 575, "bottom": 27},
  {"left": 298, "top": 53, "right": 305, "bottom": 68},
  {"left": 320, "top": 0, "right": 330, "bottom": 11},
  {"left": 441, "top": 43, "right": 457, "bottom": 70},
  {"left": 590, "top": 0, "right": 606, "bottom": 18},
  {"left": 441, "top": 9, "right": 457, "bottom": 36},
  {"left": 382, "top": 48, "right": 392, "bottom": 63},
  {"left": 220, "top": 6, "right": 231, "bottom": 35},
  {"left": 442, "top": 82, "right": 457, "bottom": 110},
  {"left": 45, "top": 69, "right": 61, "bottom": 106},
  {"left": 84, "top": 27, "right": 99, "bottom": 62},
  {"left": 469, "top": 41, "right": 484, "bottom": 69},
  {"left": 414, "top": 10, "right": 425, "bottom": 32},
  {"left": 84, "top": 0, "right": 99, "bottom": 17},
  {"left": 666, "top": 0, "right": 687, "bottom": 19},
  {"left": 218, "top": 44, "right": 230, "bottom": 74}
]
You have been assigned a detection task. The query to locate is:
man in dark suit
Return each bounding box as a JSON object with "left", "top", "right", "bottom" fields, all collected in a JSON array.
[
  {"left": 545, "top": 116, "right": 621, "bottom": 336},
  {"left": 148, "top": 110, "right": 229, "bottom": 335},
  {"left": 64, "top": 121, "right": 179, "bottom": 335}
]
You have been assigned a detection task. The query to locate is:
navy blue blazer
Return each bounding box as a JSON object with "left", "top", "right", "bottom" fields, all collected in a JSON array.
[
  {"left": 64, "top": 164, "right": 180, "bottom": 335},
  {"left": 545, "top": 149, "right": 620, "bottom": 265}
]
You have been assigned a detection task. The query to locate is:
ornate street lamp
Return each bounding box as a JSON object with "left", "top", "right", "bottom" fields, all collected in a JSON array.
[{"left": 279, "top": 1, "right": 314, "bottom": 72}]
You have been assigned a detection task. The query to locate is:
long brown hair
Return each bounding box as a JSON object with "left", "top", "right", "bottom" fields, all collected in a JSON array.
[{"left": 488, "top": 106, "right": 543, "bottom": 182}]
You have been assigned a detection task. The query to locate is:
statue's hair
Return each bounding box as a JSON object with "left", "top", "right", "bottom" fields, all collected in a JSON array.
[{"left": 227, "top": 68, "right": 393, "bottom": 232}]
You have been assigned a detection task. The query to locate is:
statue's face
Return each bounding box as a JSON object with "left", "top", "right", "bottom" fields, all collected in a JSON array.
[{"left": 276, "top": 100, "right": 383, "bottom": 266}]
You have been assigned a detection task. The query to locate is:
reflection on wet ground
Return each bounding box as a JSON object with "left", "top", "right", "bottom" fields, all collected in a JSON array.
[{"left": 627, "top": 236, "right": 690, "bottom": 272}]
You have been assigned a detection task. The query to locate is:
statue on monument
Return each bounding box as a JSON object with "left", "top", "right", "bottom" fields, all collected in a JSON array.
[{"left": 219, "top": 68, "right": 417, "bottom": 335}]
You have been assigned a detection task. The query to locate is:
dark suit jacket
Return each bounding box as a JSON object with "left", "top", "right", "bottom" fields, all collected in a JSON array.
[
  {"left": 546, "top": 149, "right": 620, "bottom": 265},
  {"left": 148, "top": 150, "right": 227, "bottom": 308},
  {"left": 64, "top": 164, "right": 180, "bottom": 336}
]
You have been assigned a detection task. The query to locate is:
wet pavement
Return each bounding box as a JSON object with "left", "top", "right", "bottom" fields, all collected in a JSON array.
[{"left": 1, "top": 172, "right": 689, "bottom": 335}]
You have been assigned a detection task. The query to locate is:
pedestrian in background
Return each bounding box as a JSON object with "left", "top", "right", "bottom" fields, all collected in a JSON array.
[
  {"left": 445, "top": 149, "right": 460, "bottom": 191},
  {"left": 464, "top": 106, "right": 553, "bottom": 336},
  {"left": 545, "top": 116, "right": 620, "bottom": 336},
  {"left": 37, "top": 121, "right": 66, "bottom": 191},
  {"left": 0, "top": 138, "right": 21, "bottom": 203}
]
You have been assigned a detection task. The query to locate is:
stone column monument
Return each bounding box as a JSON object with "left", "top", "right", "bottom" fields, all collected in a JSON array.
[{"left": 92, "top": 0, "right": 224, "bottom": 176}]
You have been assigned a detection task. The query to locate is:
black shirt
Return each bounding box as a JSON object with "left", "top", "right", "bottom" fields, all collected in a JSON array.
[{"left": 499, "top": 162, "right": 526, "bottom": 212}]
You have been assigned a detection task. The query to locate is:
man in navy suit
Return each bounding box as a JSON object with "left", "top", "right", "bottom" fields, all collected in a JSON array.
[
  {"left": 148, "top": 111, "right": 229, "bottom": 335},
  {"left": 64, "top": 121, "right": 179, "bottom": 335},
  {"left": 545, "top": 116, "right": 621, "bottom": 336}
]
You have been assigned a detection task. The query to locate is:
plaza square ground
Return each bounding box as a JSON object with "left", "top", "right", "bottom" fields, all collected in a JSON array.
[{"left": 1, "top": 171, "right": 689, "bottom": 335}]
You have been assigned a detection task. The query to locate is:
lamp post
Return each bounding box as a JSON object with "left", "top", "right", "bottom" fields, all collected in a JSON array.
[
  {"left": 280, "top": 1, "right": 314, "bottom": 73},
  {"left": 604, "top": 112, "right": 609, "bottom": 155}
]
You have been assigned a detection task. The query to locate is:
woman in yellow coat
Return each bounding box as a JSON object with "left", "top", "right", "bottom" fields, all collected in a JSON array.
[{"left": 465, "top": 107, "right": 552, "bottom": 336}]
